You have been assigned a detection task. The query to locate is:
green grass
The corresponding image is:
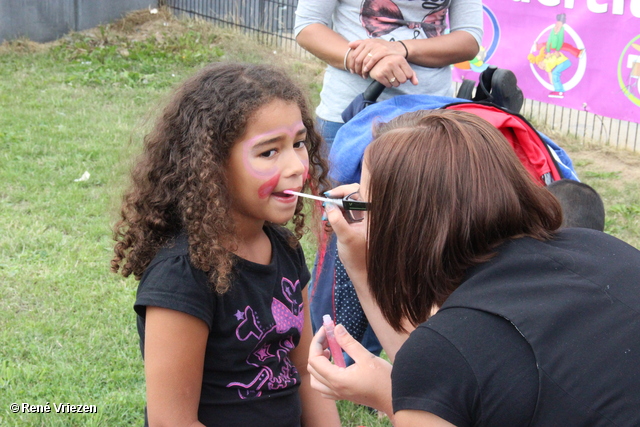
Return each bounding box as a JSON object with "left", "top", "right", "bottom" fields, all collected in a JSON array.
[{"left": 0, "top": 8, "right": 637, "bottom": 427}]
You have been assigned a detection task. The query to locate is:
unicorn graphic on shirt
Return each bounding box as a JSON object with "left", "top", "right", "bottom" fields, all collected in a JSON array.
[{"left": 227, "top": 277, "right": 304, "bottom": 399}]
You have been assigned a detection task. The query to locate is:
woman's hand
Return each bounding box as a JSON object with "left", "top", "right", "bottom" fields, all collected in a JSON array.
[
  {"left": 348, "top": 38, "right": 407, "bottom": 77},
  {"left": 368, "top": 56, "right": 419, "bottom": 88},
  {"left": 323, "top": 184, "right": 367, "bottom": 277},
  {"left": 324, "top": 184, "right": 414, "bottom": 362},
  {"left": 307, "top": 324, "right": 394, "bottom": 417}
]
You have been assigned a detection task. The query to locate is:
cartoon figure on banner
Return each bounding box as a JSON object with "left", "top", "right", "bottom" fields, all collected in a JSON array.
[
  {"left": 617, "top": 37, "right": 640, "bottom": 107},
  {"left": 527, "top": 13, "right": 586, "bottom": 99},
  {"left": 455, "top": 4, "right": 499, "bottom": 73},
  {"left": 628, "top": 44, "right": 640, "bottom": 96}
]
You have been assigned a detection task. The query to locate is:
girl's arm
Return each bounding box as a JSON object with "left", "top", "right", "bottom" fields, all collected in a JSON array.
[
  {"left": 144, "top": 306, "right": 209, "bottom": 427},
  {"left": 289, "top": 291, "right": 341, "bottom": 427}
]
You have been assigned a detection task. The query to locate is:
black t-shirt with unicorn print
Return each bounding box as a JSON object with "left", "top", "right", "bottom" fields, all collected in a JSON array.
[{"left": 135, "top": 225, "right": 310, "bottom": 427}]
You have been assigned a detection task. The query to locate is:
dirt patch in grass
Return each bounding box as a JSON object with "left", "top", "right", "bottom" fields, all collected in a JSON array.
[{"left": 549, "top": 129, "right": 640, "bottom": 188}]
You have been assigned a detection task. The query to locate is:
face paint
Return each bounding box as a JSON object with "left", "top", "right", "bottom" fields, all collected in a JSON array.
[
  {"left": 240, "top": 121, "right": 306, "bottom": 179},
  {"left": 258, "top": 173, "right": 281, "bottom": 199}
]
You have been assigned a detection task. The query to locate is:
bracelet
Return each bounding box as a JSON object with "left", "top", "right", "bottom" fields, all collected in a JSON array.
[
  {"left": 398, "top": 40, "right": 408, "bottom": 59},
  {"left": 343, "top": 47, "right": 352, "bottom": 71}
]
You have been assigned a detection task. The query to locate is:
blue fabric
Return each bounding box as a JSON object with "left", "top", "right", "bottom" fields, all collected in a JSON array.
[
  {"left": 328, "top": 94, "right": 579, "bottom": 184},
  {"left": 316, "top": 117, "right": 344, "bottom": 149},
  {"left": 341, "top": 93, "right": 377, "bottom": 123},
  {"left": 551, "top": 59, "right": 571, "bottom": 92},
  {"left": 539, "top": 131, "right": 580, "bottom": 181},
  {"left": 308, "top": 233, "right": 337, "bottom": 333},
  {"left": 328, "top": 94, "right": 462, "bottom": 184}
]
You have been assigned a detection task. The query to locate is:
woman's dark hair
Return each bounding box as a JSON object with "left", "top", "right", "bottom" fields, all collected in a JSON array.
[
  {"left": 364, "top": 109, "right": 562, "bottom": 331},
  {"left": 112, "top": 62, "right": 328, "bottom": 293}
]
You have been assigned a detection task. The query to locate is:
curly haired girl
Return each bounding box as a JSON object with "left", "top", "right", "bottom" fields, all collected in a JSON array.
[{"left": 112, "top": 62, "right": 340, "bottom": 427}]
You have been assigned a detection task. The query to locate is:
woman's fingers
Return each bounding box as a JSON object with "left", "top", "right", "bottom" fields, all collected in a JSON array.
[
  {"left": 324, "top": 183, "right": 359, "bottom": 199},
  {"left": 348, "top": 38, "right": 404, "bottom": 78},
  {"left": 308, "top": 328, "right": 344, "bottom": 399},
  {"left": 332, "top": 324, "right": 370, "bottom": 363},
  {"left": 308, "top": 324, "right": 394, "bottom": 409},
  {"left": 369, "top": 56, "right": 418, "bottom": 87}
]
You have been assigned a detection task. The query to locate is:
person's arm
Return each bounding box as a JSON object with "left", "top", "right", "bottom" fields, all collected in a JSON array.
[
  {"left": 294, "top": 0, "right": 352, "bottom": 71},
  {"left": 392, "top": 30, "right": 479, "bottom": 68},
  {"left": 290, "top": 291, "right": 341, "bottom": 427},
  {"left": 307, "top": 324, "right": 395, "bottom": 421},
  {"left": 296, "top": 23, "right": 352, "bottom": 71},
  {"left": 324, "top": 185, "right": 412, "bottom": 362},
  {"left": 144, "top": 307, "right": 208, "bottom": 427},
  {"left": 350, "top": 30, "right": 478, "bottom": 74},
  {"left": 351, "top": 0, "right": 482, "bottom": 75}
]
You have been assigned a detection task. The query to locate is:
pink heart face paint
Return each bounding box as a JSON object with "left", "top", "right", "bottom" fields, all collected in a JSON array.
[
  {"left": 225, "top": 100, "right": 310, "bottom": 230},
  {"left": 258, "top": 173, "right": 281, "bottom": 199}
]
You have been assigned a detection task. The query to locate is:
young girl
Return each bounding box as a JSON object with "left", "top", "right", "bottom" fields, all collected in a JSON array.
[{"left": 112, "top": 62, "right": 341, "bottom": 427}]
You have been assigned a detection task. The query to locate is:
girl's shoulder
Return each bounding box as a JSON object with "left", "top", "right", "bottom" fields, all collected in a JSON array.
[
  {"left": 138, "top": 233, "right": 210, "bottom": 291},
  {"left": 151, "top": 234, "right": 189, "bottom": 262}
]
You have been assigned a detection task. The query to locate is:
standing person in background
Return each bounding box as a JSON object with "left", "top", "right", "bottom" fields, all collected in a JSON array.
[
  {"left": 111, "top": 62, "right": 340, "bottom": 427},
  {"left": 294, "top": 0, "right": 483, "bottom": 364},
  {"left": 294, "top": 0, "right": 483, "bottom": 146}
]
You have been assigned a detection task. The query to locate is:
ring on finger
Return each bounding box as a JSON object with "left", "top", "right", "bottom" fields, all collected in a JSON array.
[
  {"left": 367, "top": 52, "right": 373, "bottom": 57},
  {"left": 389, "top": 77, "right": 396, "bottom": 83}
]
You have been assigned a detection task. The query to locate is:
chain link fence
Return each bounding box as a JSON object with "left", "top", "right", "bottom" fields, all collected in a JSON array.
[{"left": 165, "top": 0, "right": 639, "bottom": 152}]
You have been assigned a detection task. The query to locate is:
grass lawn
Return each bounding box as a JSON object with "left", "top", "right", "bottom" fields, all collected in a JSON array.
[{"left": 1, "top": 8, "right": 638, "bottom": 427}]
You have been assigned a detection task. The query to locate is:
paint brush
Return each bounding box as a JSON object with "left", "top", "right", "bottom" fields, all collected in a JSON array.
[
  {"left": 283, "top": 190, "right": 345, "bottom": 208},
  {"left": 323, "top": 314, "right": 346, "bottom": 368}
]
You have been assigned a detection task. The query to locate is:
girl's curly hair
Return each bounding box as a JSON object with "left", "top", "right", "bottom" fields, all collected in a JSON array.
[{"left": 111, "top": 62, "right": 329, "bottom": 293}]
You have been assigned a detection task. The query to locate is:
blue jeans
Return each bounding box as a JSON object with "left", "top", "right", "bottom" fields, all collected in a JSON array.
[
  {"left": 552, "top": 59, "right": 571, "bottom": 92},
  {"left": 316, "top": 117, "right": 344, "bottom": 152}
]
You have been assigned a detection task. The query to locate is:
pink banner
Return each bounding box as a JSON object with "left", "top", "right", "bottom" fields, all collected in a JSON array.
[{"left": 453, "top": 0, "right": 640, "bottom": 124}]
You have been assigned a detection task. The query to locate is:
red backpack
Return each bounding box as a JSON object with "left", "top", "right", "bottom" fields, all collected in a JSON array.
[{"left": 444, "top": 102, "right": 562, "bottom": 186}]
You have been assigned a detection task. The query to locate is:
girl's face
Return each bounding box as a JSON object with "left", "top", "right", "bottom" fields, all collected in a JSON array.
[{"left": 226, "top": 99, "right": 309, "bottom": 231}]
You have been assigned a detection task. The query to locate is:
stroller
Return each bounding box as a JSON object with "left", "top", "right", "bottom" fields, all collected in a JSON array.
[{"left": 309, "top": 69, "right": 579, "bottom": 351}]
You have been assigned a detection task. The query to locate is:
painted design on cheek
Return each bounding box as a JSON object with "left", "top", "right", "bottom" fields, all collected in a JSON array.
[
  {"left": 302, "top": 164, "right": 309, "bottom": 183},
  {"left": 241, "top": 121, "right": 306, "bottom": 179},
  {"left": 258, "top": 174, "right": 280, "bottom": 199}
]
